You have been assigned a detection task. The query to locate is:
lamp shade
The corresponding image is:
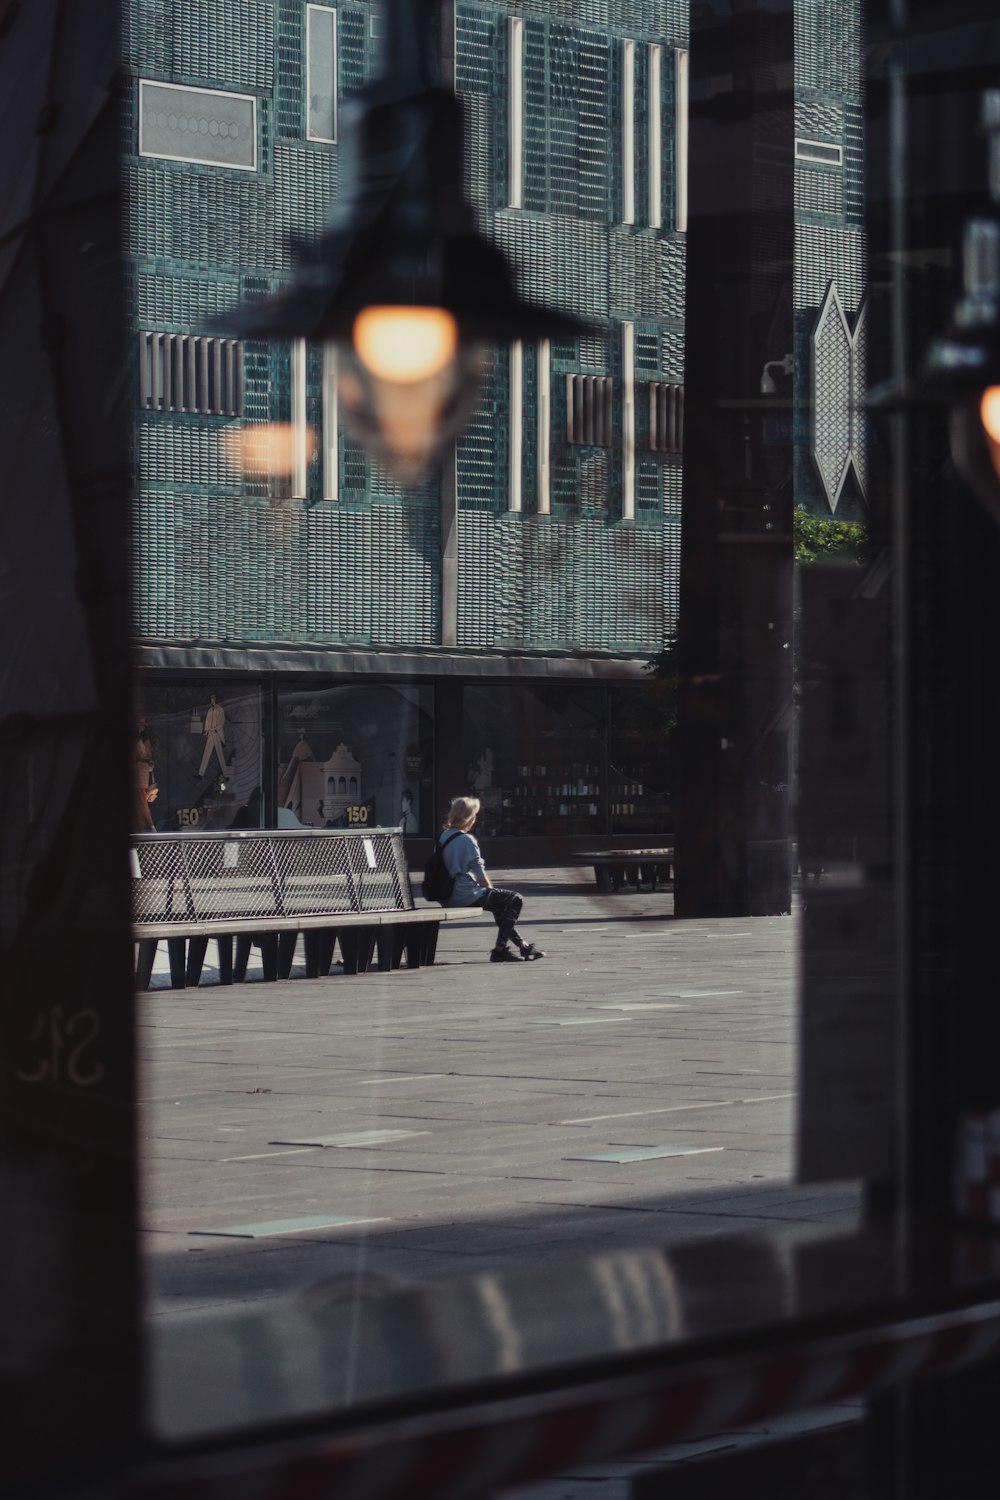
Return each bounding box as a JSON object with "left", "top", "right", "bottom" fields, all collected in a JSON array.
[{"left": 214, "top": 83, "right": 590, "bottom": 481}]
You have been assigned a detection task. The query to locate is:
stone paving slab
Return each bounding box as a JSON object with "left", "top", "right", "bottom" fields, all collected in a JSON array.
[{"left": 139, "top": 868, "right": 859, "bottom": 1321}]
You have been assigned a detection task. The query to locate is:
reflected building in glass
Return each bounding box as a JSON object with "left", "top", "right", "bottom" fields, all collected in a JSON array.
[{"left": 126, "top": 0, "right": 862, "bottom": 848}]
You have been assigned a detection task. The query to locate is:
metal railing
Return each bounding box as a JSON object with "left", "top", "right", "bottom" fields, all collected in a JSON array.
[{"left": 130, "top": 828, "right": 412, "bottom": 927}]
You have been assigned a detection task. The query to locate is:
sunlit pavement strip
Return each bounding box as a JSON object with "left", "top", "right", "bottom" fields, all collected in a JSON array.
[
  {"left": 357, "top": 1074, "right": 447, "bottom": 1085},
  {"left": 269, "top": 1129, "right": 430, "bottom": 1148},
  {"left": 564, "top": 1146, "right": 725, "bottom": 1164},
  {"left": 594, "top": 1002, "right": 685, "bottom": 1011},
  {"left": 528, "top": 1017, "right": 631, "bottom": 1026},
  {"left": 656, "top": 990, "right": 745, "bottom": 998},
  {"left": 190, "top": 1215, "right": 389, "bottom": 1239},
  {"left": 559, "top": 1093, "right": 796, "bottom": 1125},
  {"left": 221, "top": 1148, "right": 319, "bottom": 1162}
]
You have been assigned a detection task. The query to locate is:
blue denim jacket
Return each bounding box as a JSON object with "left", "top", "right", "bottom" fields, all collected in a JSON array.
[{"left": 440, "top": 830, "right": 487, "bottom": 907}]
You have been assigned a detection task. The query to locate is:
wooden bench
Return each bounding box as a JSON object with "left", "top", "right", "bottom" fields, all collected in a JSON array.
[
  {"left": 131, "top": 827, "right": 472, "bottom": 990},
  {"left": 575, "top": 847, "right": 675, "bottom": 893}
]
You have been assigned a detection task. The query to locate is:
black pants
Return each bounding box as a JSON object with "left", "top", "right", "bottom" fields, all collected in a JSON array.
[{"left": 476, "top": 887, "right": 524, "bottom": 949}]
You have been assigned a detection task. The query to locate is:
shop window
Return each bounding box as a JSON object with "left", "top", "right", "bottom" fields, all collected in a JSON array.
[
  {"left": 134, "top": 684, "right": 266, "bottom": 833},
  {"left": 276, "top": 682, "right": 433, "bottom": 834},
  {"left": 463, "top": 685, "right": 606, "bottom": 837},
  {"left": 609, "top": 683, "right": 675, "bottom": 836}
]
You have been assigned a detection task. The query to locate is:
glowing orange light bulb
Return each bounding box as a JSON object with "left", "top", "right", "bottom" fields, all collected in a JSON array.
[
  {"left": 981, "top": 386, "right": 1000, "bottom": 444},
  {"left": 352, "top": 306, "right": 459, "bottom": 383}
]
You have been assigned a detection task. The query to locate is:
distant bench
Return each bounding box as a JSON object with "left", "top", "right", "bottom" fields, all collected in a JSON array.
[
  {"left": 574, "top": 847, "right": 675, "bottom": 893},
  {"left": 131, "top": 827, "right": 473, "bottom": 990}
]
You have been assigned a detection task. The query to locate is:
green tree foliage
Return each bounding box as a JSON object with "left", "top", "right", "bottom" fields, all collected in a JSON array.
[{"left": 793, "top": 506, "right": 868, "bottom": 564}]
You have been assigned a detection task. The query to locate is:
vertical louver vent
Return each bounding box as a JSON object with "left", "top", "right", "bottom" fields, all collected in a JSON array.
[
  {"left": 566, "top": 374, "right": 614, "bottom": 446},
  {"left": 139, "top": 333, "right": 244, "bottom": 416},
  {"left": 648, "top": 381, "right": 684, "bottom": 453}
]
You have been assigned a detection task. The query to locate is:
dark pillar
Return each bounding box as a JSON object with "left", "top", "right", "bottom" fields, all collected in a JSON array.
[
  {"left": 674, "top": 0, "right": 795, "bottom": 917},
  {"left": 0, "top": 1, "right": 140, "bottom": 1484}
]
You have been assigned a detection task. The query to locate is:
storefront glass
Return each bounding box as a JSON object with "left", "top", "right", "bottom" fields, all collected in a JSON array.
[
  {"left": 275, "top": 682, "right": 434, "bottom": 834},
  {"left": 608, "top": 683, "right": 675, "bottom": 837},
  {"left": 463, "top": 685, "right": 606, "bottom": 836},
  {"left": 137, "top": 681, "right": 266, "bottom": 832}
]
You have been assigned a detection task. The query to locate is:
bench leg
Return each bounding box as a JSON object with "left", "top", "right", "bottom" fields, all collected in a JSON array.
[
  {"left": 422, "top": 923, "right": 440, "bottom": 966},
  {"left": 340, "top": 928, "right": 375, "bottom": 975},
  {"left": 260, "top": 934, "right": 279, "bottom": 982},
  {"left": 234, "top": 934, "right": 252, "bottom": 982},
  {"left": 216, "top": 935, "right": 234, "bottom": 985},
  {"left": 277, "top": 931, "right": 298, "bottom": 980},
  {"left": 167, "top": 937, "right": 187, "bottom": 990},
  {"left": 185, "top": 935, "right": 209, "bottom": 986},
  {"left": 403, "top": 923, "right": 425, "bottom": 970},
  {"left": 135, "top": 939, "right": 158, "bottom": 991},
  {"left": 319, "top": 929, "right": 337, "bottom": 975},
  {"left": 595, "top": 864, "right": 613, "bottom": 892},
  {"left": 376, "top": 929, "right": 394, "bottom": 972},
  {"left": 304, "top": 930, "right": 321, "bottom": 978}
]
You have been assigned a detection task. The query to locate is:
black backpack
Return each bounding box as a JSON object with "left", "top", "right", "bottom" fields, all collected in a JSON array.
[{"left": 422, "top": 829, "right": 463, "bottom": 905}]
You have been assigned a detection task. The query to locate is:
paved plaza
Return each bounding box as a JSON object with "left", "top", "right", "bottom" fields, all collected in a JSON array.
[{"left": 140, "top": 865, "right": 858, "bottom": 1322}]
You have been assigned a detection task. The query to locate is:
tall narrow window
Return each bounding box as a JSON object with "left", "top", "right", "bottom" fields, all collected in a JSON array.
[
  {"left": 622, "top": 39, "right": 635, "bottom": 225},
  {"left": 291, "top": 338, "right": 308, "bottom": 500},
  {"left": 537, "top": 339, "right": 550, "bottom": 515},
  {"left": 509, "top": 340, "right": 523, "bottom": 512},
  {"left": 508, "top": 17, "right": 524, "bottom": 209},
  {"left": 306, "top": 5, "right": 338, "bottom": 144},
  {"left": 675, "top": 47, "right": 689, "bottom": 232},
  {"left": 648, "top": 44, "right": 662, "bottom": 228},
  {"left": 622, "top": 322, "right": 635, "bottom": 521},
  {"left": 322, "top": 345, "right": 338, "bottom": 501}
]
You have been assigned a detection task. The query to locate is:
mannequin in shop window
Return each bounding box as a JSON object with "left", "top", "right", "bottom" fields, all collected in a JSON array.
[
  {"left": 399, "top": 787, "right": 418, "bottom": 834},
  {"left": 198, "top": 693, "right": 228, "bottom": 778},
  {"left": 278, "top": 728, "right": 314, "bottom": 817}
]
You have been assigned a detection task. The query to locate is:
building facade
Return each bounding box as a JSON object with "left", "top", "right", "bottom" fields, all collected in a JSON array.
[{"left": 126, "top": 0, "right": 860, "bottom": 850}]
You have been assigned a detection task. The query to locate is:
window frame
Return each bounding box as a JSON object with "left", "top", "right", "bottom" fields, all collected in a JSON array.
[
  {"left": 137, "top": 78, "right": 259, "bottom": 171},
  {"left": 305, "top": 3, "right": 339, "bottom": 145}
]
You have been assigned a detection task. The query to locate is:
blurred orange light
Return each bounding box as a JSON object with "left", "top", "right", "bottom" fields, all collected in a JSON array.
[
  {"left": 221, "top": 422, "right": 317, "bottom": 478},
  {"left": 352, "top": 306, "right": 459, "bottom": 383}
]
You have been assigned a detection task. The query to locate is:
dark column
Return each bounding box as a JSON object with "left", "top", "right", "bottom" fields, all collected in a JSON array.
[
  {"left": 0, "top": 1, "right": 140, "bottom": 1483},
  {"left": 674, "top": 0, "right": 795, "bottom": 917}
]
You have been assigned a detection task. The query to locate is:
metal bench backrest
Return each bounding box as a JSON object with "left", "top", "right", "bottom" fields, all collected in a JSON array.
[{"left": 131, "top": 828, "right": 413, "bottom": 928}]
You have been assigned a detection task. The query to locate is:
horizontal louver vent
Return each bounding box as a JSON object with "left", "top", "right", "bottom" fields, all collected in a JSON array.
[
  {"left": 139, "top": 333, "right": 244, "bottom": 416},
  {"left": 648, "top": 382, "right": 684, "bottom": 453},
  {"left": 566, "top": 374, "right": 613, "bottom": 446}
]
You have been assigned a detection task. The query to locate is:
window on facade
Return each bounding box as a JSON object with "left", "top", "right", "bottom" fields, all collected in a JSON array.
[
  {"left": 306, "top": 4, "right": 337, "bottom": 144},
  {"left": 621, "top": 38, "right": 635, "bottom": 224},
  {"left": 795, "top": 137, "right": 843, "bottom": 166},
  {"left": 138, "top": 333, "right": 243, "bottom": 416},
  {"left": 138, "top": 79, "right": 257, "bottom": 170},
  {"left": 566, "top": 374, "right": 614, "bottom": 446},
  {"left": 648, "top": 381, "right": 684, "bottom": 453},
  {"left": 507, "top": 15, "right": 524, "bottom": 208},
  {"left": 675, "top": 47, "right": 688, "bottom": 231}
]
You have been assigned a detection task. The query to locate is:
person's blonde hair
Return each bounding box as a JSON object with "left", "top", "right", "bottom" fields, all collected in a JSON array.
[{"left": 446, "top": 796, "right": 480, "bottom": 828}]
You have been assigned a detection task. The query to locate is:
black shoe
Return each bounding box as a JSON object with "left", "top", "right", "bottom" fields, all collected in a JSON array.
[
  {"left": 490, "top": 946, "right": 522, "bottom": 963},
  {"left": 520, "top": 943, "right": 546, "bottom": 961}
]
